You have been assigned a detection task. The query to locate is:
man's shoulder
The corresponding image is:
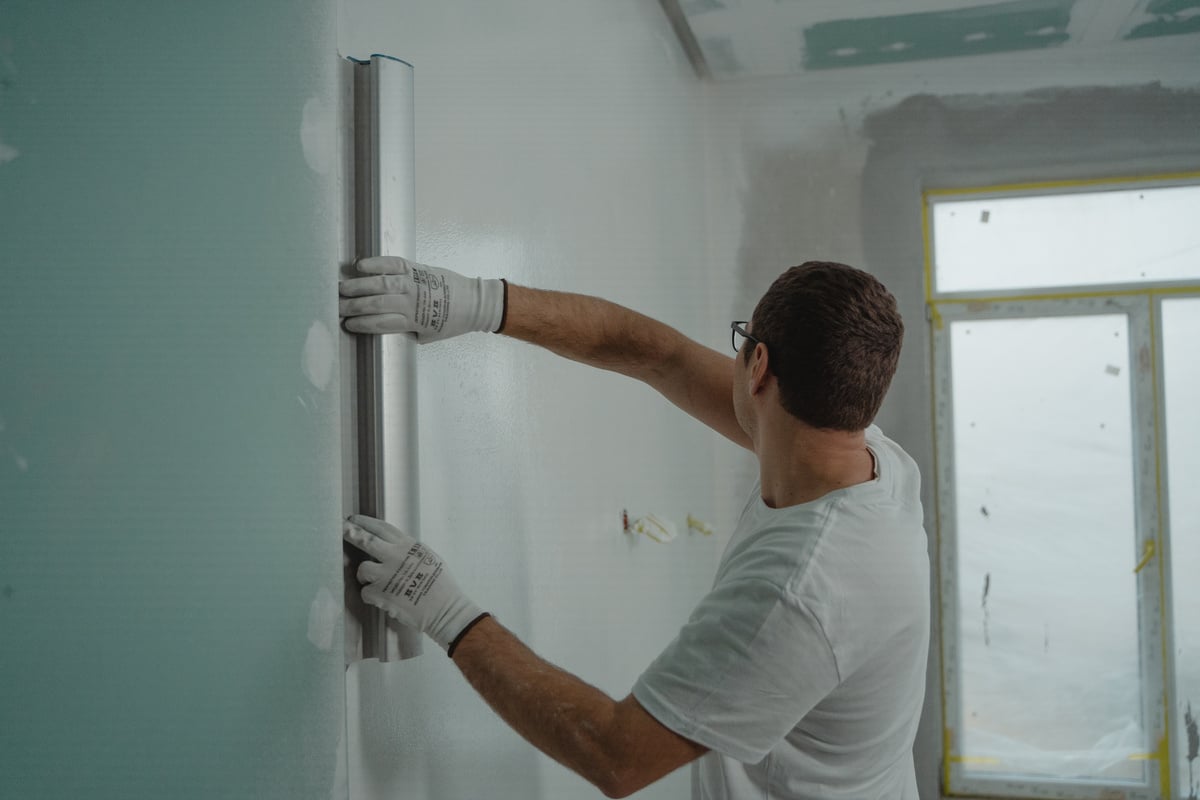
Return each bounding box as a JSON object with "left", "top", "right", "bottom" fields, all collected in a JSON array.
[{"left": 716, "top": 508, "right": 834, "bottom": 601}]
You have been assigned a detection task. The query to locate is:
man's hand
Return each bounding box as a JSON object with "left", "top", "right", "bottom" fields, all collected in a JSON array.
[
  {"left": 338, "top": 256, "right": 506, "bottom": 341},
  {"left": 343, "top": 514, "right": 487, "bottom": 654}
]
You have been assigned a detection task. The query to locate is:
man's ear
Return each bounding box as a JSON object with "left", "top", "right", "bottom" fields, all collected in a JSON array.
[{"left": 748, "top": 342, "right": 771, "bottom": 395}]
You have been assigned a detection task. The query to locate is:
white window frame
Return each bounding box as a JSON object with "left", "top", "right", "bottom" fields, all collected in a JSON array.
[
  {"left": 1153, "top": 290, "right": 1200, "bottom": 800},
  {"left": 926, "top": 175, "right": 1200, "bottom": 799}
]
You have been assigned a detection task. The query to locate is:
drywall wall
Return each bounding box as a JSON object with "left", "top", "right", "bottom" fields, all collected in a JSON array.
[
  {"left": 337, "top": 1, "right": 1198, "bottom": 797},
  {"left": 337, "top": 1, "right": 738, "bottom": 798},
  {"left": 700, "top": 38, "right": 1200, "bottom": 798},
  {"left": 0, "top": 1, "right": 347, "bottom": 798}
]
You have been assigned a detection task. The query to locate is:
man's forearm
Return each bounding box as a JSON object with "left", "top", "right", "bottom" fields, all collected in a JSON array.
[
  {"left": 450, "top": 615, "right": 633, "bottom": 796},
  {"left": 499, "top": 284, "right": 682, "bottom": 383},
  {"left": 498, "top": 283, "right": 750, "bottom": 449},
  {"left": 450, "top": 616, "right": 706, "bottom": 797}
]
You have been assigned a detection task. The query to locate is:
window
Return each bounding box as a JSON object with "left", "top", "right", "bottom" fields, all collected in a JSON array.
[
  {"left": 927, "top": 175, "right": 1200, "bottom": 799},
  {"left": 930, "top": 182, "right": 1200, "bottom": 294}
]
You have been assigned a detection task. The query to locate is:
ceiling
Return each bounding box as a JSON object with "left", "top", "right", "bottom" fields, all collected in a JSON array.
[{"left": 658, "top": 0, "right": 1200, "bottom": 80}]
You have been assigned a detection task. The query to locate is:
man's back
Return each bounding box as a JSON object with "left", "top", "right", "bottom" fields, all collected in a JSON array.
[{"left": 635, "top": 426, "right": 930, "bottom": 799}]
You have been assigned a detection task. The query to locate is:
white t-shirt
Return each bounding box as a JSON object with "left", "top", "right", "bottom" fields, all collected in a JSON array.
[{"left": 633, "top": 426, "right": 930, "bottom": 799}]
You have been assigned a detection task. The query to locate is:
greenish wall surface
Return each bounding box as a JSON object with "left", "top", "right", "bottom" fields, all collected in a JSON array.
[{"left": 0, "top": 2, "right": 345, "bottom": 798}]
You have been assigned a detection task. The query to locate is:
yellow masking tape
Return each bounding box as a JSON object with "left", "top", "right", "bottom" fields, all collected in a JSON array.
[
  {"left": 1133, "top": 539, "right": 1156, "bottom": 574},
  {"left": 943, "top": 727, "right": 953, "bottom": 789},
  {"left": 928, "top": 303, "right": 944, "bottom": 331},
  {"left": 947, "top": 755, "right": 1001, "bottom": 765},
  {"left": 1157, "top": 733, "right": 1171, "bottom": 796},
  {"left": 922, "top": 170, "right": 1200, "bottom": 200}
]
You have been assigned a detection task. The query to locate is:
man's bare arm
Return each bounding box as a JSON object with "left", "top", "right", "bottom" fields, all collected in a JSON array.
[
  {"left": 340, "top": 260, "right": 749, "bottom": 448},
  {"left": 451, "top": 615, "right": 708, "bottom": 798},
  {"left": 501, "top": 284, "right": 751, "bottom": 450}
]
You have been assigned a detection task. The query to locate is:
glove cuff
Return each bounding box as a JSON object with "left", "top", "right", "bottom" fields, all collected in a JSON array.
[
  {"left": 478, "top": 278, "right": 506, "bottom": 334},
  {"left": 429, "top": 592, "right": 486, "bottom": 653},
  {"left": 496, "top": 279, "right": 510, "bottom": 334}
]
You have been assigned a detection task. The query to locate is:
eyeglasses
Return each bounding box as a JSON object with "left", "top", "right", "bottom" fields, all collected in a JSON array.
[{"left": 730, "top": 320, "right": 762, "bottom": 354}]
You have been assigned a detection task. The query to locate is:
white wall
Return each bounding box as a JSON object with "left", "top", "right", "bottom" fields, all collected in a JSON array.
[
  {"left": 338, "top": 2, "right": 1200, "bottom": 798},
  {"left": 338, "top": 2, "right": 745, "bottom": 799}
]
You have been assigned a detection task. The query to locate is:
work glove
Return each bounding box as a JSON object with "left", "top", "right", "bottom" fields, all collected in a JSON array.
[
  {"left": 338, "top": 256, "right": 506, "bottom": 341},
  {"left": 343, "top": 514, "right": 488, "bottom": 655}
]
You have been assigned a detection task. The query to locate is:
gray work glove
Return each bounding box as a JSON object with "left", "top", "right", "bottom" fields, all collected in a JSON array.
[
  {"left": 343, "top": 514, "right": 487, "bottom": 654},
  {"left": 338, "top": 256, "right": 506, "bottom": 341}
]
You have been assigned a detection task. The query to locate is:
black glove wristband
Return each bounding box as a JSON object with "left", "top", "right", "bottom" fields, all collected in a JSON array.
[{"left": 447, "top": 612, "right": 492, "bottom": 658}]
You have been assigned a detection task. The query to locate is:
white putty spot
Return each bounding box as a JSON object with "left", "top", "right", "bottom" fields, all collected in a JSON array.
[
  {"left": 0, "top": 137, "right": 18, "bottom": 166},
  {"left": 307, "top": 586, "right": 338, "bottom": 651},
  {"left": 300, "top": 96, "right": 334, "bottom": 176},
  {"left": 302, "top": 321, "right": 334, "bottom": 390},
  {"left": 630, "top": 514, "right": 678, "bottom": 543},
  {"left": 11, "top": 447, "right": 28, "bottom": 472},
  {"left": 686, "top": 514, "right": 715, "bottom": 537}
]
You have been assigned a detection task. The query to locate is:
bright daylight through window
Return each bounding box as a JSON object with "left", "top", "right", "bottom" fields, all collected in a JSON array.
[{"left": 928, "top": 177, "right": 1200, "bottom": 800}]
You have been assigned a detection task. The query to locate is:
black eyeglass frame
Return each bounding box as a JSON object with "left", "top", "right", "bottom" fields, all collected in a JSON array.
[{"left": 730, "top": 320, "right": 763, "bottom": 354}]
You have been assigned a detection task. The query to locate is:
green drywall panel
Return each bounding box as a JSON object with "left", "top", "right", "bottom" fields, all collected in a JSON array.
[
  {"left": 803, "top": 0, "right": 1075, "bottom": 71},
  {"left": 0, "top": 2, "right": 345, "bottom": 798}
]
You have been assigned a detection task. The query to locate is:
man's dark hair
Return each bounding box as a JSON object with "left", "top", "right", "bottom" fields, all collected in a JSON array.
[{"left": 746, "top": 261, "right": 903, "bottom": 431}]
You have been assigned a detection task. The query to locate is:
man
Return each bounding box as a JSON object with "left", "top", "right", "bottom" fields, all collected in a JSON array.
[{"left": 338, "top": 257, "right": 930, "bottom": 799}]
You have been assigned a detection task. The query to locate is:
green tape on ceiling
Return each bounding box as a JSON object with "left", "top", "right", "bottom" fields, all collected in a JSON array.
[
  {"left": 1125, "top": 0, "right": 1200, "bottom": 39},
  {"left": 803, "top": 0, "right": 1075, "bottom": 71},
  {"left": 1146, "top": 0, "right": 1198, "bottom": 14}
]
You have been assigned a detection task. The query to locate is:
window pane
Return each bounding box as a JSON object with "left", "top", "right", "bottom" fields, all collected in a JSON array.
[
  {"left": 932, "top": 184, "right": 1200, "bottom": 293},
  {"left": 951, "top": 314, "right": 1147, "bottom": 781},
  {"left": 1163, "top": 298, "right": 1200, "bottom": 797}
]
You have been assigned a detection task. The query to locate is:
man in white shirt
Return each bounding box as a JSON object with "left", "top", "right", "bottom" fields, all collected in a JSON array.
[{"left": 339, "top": 258, "right": 929, "bottom": 798}]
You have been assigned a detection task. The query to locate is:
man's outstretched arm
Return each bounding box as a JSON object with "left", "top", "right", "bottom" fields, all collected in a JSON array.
[
  {"left": 501, "top": 283, "right": 749, "bottom": 449},
  {"left": 342, "top": 515, "right": 708, "bottom": 799},
  {"left": 339, "top": 257, "right": 750, "bottom": 450},
  {"left": 451, "top": 615, "right": 707, "bottom": 798}
]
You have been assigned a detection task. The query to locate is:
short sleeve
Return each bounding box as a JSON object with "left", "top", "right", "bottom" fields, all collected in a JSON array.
[{"left": 632, "top": 576, "right": 841, "bottom": 764}]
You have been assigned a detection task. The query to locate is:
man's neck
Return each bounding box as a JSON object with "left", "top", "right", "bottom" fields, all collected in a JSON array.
[{"left": 755, "top": 420, "right": 873, "bottom": 509}]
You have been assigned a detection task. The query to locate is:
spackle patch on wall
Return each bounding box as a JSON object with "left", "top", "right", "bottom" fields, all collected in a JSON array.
[
  {"left": 308, "top": 587, "right": 338, "bottom": 651},
  {"left": 0, "top": 411, "right": 26, "bottom": 471},
  {"left": 301, "top": 96, "right": 334, "bottom": 176},
  {"left": 302, "top": 321, "right": 335, "bottom": 390},
  {"left": 0, "top": 136, "right": 18, "bottom": 166},
  {"left": 0, "top": 40, "right": 16, "bottom": 165}
]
